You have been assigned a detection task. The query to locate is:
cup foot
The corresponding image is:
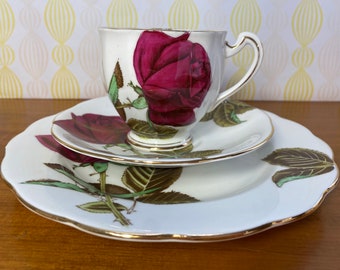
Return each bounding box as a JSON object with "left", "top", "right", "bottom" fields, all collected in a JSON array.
[{"left": 127, "top": 131, "right": 193, "bottom": 153}]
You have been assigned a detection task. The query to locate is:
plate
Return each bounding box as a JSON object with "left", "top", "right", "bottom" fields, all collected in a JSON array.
[
  {"left": 51, "top": 97, "right": 274, "bottom": 167},
  {"left": 1, "top": 111, "right": 338, "bottom": 242}
]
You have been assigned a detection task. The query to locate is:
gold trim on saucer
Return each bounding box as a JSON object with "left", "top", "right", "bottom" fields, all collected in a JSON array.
[{"left": 51, "top": 112, "right": 274, "bottom": 168}]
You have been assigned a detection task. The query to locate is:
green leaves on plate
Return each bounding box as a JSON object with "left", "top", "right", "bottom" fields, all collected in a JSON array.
[
  {"left": 22, "top": 143, "right": 337, "bottom": 226},
  {"left": 22, "top": 179, "right": 86, "bottom": 193},
  {"left": 138, "top": 191, "right": 199, "bottom": 204},
  {"left": 78, "top": 201, "right": 128, "bottom": 214},
  {"left": 263, "top": 148, "right": 335, "bottom": 187},
  {"left": 122, "top": 166, "right": 198, "bottom": 204},
  {"left": 22, "top": 160, "right": 198, "bottom": 226},
  {"left": 201, "top": 100, "right": 254, "bottom": 127},
  {"left": 123, "top": 166, "right": 182, "bottom": 193}
]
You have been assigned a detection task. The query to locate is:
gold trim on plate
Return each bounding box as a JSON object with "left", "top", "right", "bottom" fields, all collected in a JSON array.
[{"left": 2, "top": 165, "right": 338, "bottom": 242}]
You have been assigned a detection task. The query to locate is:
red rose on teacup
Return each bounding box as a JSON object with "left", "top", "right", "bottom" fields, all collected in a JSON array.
[
  {"left": 133, "top": 31, "right": 211, "bottom": 126},
  {"left": 54, "top": 113, "right": 130, "bottom": 144}
]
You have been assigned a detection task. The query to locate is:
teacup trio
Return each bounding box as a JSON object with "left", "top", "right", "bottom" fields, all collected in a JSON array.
[{"left": 99, "top": 28, "right": 263, "bottom": 151}]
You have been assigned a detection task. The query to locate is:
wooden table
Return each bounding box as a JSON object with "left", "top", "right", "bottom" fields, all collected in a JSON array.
[{"left": 0, "top": 99, "right": 339, "bottom": 270}]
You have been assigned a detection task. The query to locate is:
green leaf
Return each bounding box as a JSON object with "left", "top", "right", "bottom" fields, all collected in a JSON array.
[
  {"left": 93, "top": 162, "right": 108, "bottom": 174},
  {"left": 200, "top": 111, "right": 214, "bottom": 122},
  {"left": 151, "top": 143, "right": 193, "bottom": 158},
  {"left": 132, "top": 96, "right": 148, "bottom": 109},
  {"left": 137, "top": 191, "right": 199, "bottom": 204},
  {"left": 263, "top": 148, "right": 335, "bottom": 187},
  {"left": 104, "top": 143, "right": 133, "bottom": 151},
  {"left": 116, "top": 143, "right": 133, "bottom": 150},
  {"left": 108, "top": 75, "right": 119, "bottom": 104},
  {"left": 77, "top": 201, "right": 127, "bottom": 213},
  {"left": 213, "top": 102, "right": 242, "bottom": 127},
  {"left": 200, "top": 100, "right": 254, "bottom": 124},
  {"left": 44, "top": 163, "right": 75, "bottom": 176},
  {"left": 262, "top": 148, "right": 334, "bottom": 168},
  {"left": 127, "top": 118, "right": 178, "bottom": 139},
  {"left": 228, "top": 100, "right": 254, "bottom": 114},
  {"left": 44, "top": 163, "right": 101, "bottom": 195},
  {"left": 273, "top": 166, "right": 335, "bottom": 187},
  {"left": 122, "top": 166, "right": 183, "bottom": 194},
  {"left": 108, "top": 61, "right": 124, "bottom": 105},
  {"left": 22, "top": 179, "right": 86, "bottom": 193},
  {"left": 91, "top": 183, "right": 159, "bottom": 199}
]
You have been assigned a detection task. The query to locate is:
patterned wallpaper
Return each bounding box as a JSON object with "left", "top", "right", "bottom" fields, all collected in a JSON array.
[{"left": 0, "top": 0, "right": 339, "bottom": 101}]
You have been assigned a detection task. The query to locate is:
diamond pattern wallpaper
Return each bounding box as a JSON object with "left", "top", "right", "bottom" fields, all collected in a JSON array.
[{"left": 0, "top": 0, "right": 339, "bottom": 100}]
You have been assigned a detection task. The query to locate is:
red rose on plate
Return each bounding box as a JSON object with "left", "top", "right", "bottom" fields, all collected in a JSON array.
[
  {"left": 54, "top": 113, "right": 130, "bottom": 144},
  {"left": 133, "top": 31, "right": 211, "bottom": 126},
  {"left": 36, "top": 135, "right": 102, "bottom": 164}
]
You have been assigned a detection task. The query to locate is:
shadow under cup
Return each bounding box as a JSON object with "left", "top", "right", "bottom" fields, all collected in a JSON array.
[{"left": 99, "top": 27, "right": 263, "bottom": 152}]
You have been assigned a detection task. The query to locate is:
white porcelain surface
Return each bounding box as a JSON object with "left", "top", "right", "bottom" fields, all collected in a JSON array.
[
  {"left": 51, "top": 97, "right": 274, "bottom": 167},
  {"left": 99, "top": 29, "right": 263, "bottom": 149},
  {"left": 1, "top": 110, "right": 338, "bottom": 242}
]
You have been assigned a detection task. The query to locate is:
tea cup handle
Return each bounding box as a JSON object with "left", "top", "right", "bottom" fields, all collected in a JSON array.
[{"left": 212, "top": 32, "right": 263, "bottom": 111}]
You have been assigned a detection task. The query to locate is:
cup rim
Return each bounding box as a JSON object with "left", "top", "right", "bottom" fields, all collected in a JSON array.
[{"left": 98, "top": 26, "right": 228, "bottom": 34}]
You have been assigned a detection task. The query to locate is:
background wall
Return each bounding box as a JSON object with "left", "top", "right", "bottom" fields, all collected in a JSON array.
[{"left": 0, "top": 0, "right": 339, "bottom": 101}]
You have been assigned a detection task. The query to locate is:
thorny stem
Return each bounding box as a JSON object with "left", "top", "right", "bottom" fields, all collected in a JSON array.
[{"left": 99, "top": 172, "right": 131, "bottom": 226}]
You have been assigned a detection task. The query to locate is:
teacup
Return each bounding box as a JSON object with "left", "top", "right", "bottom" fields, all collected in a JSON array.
[{"left": 99, "top": 27, "right": 263, "bottom": 151}]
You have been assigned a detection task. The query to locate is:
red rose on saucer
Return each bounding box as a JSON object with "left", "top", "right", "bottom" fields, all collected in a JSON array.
[
  {"left": 54, "top": 113, "right": 130, "bottom": 144},
  {"left": 133, "top": 31, "right": 211, "bottom": 126}
]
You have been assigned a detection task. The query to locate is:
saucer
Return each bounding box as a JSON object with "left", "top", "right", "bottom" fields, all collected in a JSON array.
[
  {"left": 1, "top": 111, "right": 338, "bottom": 242},
  {"left": 51, "top": 97, "right": 274, "bottom": 167}
]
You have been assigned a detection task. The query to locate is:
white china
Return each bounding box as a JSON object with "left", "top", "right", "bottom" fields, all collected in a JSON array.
[{"left": 1, "top": 109, "right": 338, "bottom": 242}]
